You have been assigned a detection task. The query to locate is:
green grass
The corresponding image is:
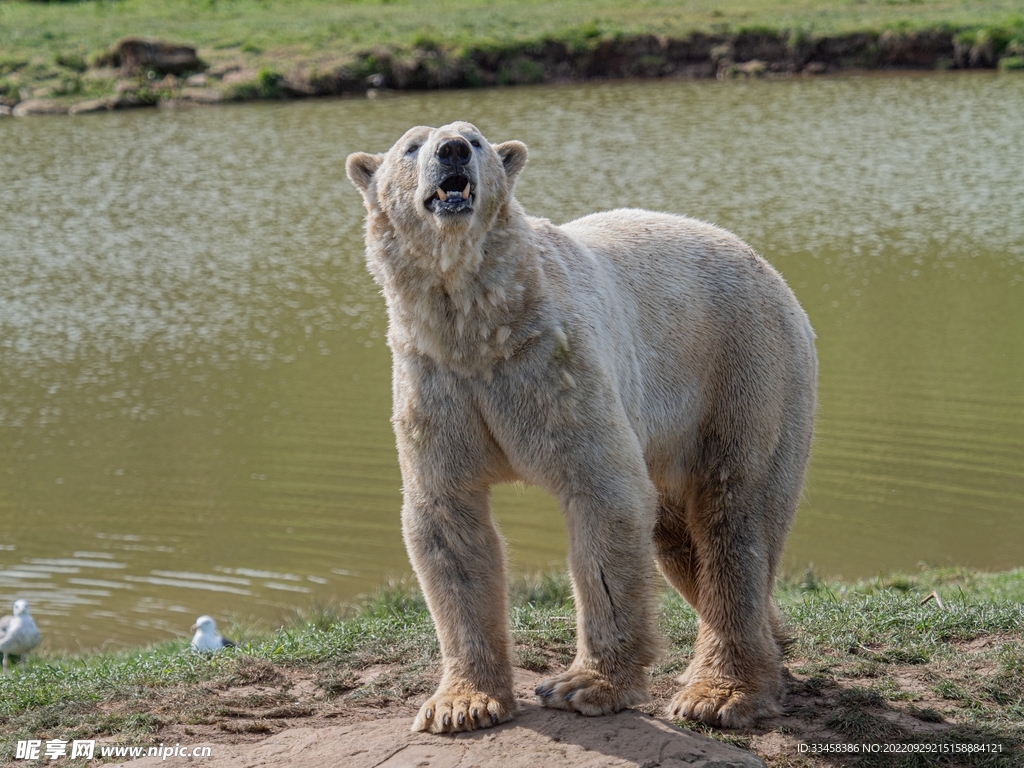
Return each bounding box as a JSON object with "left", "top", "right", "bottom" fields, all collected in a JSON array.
[
  {"left": 1, "top": 567, "right": 1022, "bottom": 766},
  {"left": 2, "top": 0, "right": 1023, "bottom": 63},
  {"left": 2, "top": 1, "right": 1023, "bottom": 109}
]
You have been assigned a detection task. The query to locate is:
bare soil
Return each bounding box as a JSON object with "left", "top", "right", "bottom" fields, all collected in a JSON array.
[{"left": 103, "top": 637, "right": 1012, "bottom": 768}]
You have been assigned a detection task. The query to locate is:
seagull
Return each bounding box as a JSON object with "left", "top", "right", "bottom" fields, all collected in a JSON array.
[
  {"left": 0, "top": 599, "right": 42, "bottom": 673},
  {"left": 190, "top": 615, "right": 235, "bottom": 652}
]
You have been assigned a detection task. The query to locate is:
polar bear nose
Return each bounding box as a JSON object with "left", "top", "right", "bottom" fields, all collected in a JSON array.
[{"left": 436, "top": 138, "right": 472, "bottom": 167}]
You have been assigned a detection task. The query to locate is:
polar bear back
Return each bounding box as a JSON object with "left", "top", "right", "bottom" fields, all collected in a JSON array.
[{"left": 553, "top": 208, "right": 816, "bottom": 467}]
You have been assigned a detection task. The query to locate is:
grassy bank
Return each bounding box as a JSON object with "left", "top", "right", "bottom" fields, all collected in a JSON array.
[
  {"left": 0, "top": 567, "right": 1022, "bottom": 766},
  {"left": 1, "top": 1, "right": 1023, "bottom": 114}
]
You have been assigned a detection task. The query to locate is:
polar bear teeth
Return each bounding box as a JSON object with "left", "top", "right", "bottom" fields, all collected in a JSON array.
[{"left": 436, "top": 182, "right": 472, "bottom": 202}]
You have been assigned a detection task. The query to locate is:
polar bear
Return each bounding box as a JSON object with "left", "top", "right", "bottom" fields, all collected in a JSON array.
[{"left": 346, "top": 122, "right": 816, "bottom": 733}]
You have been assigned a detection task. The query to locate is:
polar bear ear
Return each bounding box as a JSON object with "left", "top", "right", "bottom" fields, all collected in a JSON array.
[
  {"left": 346, "top": 152, "right": 385, "bottom": 197},
  {"left": 494, "top": 141, "right": 528, "bottom": 185}
]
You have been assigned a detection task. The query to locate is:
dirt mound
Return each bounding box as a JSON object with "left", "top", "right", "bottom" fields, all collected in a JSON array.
[
  {"left": 114, "top": 703, "right": 763, "bottom": 768},
  {"left": 112, "top": 668, "right": 762, "bottom": 767}
]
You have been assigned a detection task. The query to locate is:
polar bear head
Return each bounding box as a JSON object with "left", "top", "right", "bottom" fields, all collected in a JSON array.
[{"left": 346, "top": 122, "right": 528, "bottom": 252}]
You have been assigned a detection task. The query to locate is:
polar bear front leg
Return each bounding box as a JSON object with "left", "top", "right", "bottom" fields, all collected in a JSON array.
[
  {"left": 402, "top": 491, "right": 518, "bottom": 733},
  {"left": 535, "top": 486, "right": 661, "bottom": 716}
]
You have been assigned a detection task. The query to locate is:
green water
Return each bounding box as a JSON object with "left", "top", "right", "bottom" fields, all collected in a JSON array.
[{"left": 1, "top": 72, "right": 1022, "bottom": 651}]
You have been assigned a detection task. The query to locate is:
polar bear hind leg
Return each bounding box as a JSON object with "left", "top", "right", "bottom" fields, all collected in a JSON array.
[{"left": 656, "top": 403, "right": 811, "bottom": 727}]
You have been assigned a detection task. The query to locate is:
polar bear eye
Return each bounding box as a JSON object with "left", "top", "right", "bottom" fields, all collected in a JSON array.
[
  {"left": 405, "top": 144, "right": 420, "bottom": 155},
  {"left": 470, "top": 140, "right": 481, "bottom": 149}
]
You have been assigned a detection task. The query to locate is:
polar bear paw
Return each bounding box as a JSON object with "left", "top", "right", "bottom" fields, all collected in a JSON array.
[
  {"left": 412, "top": 686, "right": 517, "bottom": 733},
  {"left": 666, "top": 678, "right": 781, "bottom": 729},
  {"left": 535, "top": 667, "right": 649, "bottom": 716}
]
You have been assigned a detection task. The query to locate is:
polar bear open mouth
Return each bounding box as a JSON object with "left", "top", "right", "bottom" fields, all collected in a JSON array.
[{"left": 426, "top": 174, "right": 474, "bottom": 215}]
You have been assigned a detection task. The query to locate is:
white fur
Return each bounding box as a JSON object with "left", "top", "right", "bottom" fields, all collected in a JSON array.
[{"left": 347, "top": 123, "right": 816, "bottom": 732}]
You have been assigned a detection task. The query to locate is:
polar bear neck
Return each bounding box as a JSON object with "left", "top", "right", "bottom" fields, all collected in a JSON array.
[{"left": 368, "top": 205, "right": 542, "bottom": 373}]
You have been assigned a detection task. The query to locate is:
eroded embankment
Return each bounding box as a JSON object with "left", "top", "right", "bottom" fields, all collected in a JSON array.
[
  {"left": 294, "top": 27, "right": 1024, "bottom": 91},
  {"left": 3, "top": 26, "right": 1023, "bottom": 116}
]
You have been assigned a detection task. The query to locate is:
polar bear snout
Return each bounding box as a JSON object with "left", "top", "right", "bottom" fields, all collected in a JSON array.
[
  {"left": 420, "top": 126, "right": 486, "bottom": 219},
  {"left": 425, "top": 141, "right": 476, "bottom": 217},
  {"left": 436, "top": 137, "right": 472, "bottom": 167}
]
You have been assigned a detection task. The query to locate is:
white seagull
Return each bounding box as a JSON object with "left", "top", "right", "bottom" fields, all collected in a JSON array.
[
  {"left": 0, "top": 599, "right": 42, "bottom": 673},
  {"left": 190, "top": 615, "right": 235, "bottom": 652}
]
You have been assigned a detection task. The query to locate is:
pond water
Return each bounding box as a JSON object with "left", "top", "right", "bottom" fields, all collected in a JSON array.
[{"left": 2, "top": 72, "right": 1023, "bottom": 652}]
